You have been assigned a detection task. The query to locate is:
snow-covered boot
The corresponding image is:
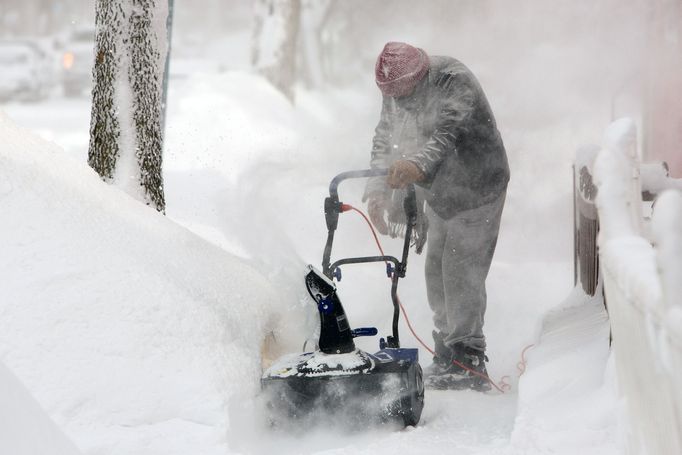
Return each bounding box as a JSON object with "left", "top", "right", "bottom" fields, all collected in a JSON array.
[
  {"left": 423, "top": 331, "right": 452, "bottom": 379},
  {"left": 425, "top": 343, "right": 492, "bottom": 392}
]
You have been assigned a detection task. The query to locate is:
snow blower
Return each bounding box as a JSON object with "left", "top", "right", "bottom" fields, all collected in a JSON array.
[{"left": 261, "top": 169, "right": 425, "bottom": 427}]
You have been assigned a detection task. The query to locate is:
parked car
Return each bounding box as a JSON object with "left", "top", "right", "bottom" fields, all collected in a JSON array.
[
  {"left": 0, "top": 40, "right": 54, "bottom": 102},
  {"left": 60, "top": 27, "right": 95, "bottom": 97}
]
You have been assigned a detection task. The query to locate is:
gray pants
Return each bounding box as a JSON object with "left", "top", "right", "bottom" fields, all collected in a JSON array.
[{"left": 425, "top": 192, "right": 506, "bottom": 351}]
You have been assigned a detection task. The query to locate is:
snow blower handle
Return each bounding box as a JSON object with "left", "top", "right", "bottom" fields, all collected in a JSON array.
[
  {"left": 321, "top": 169, "right": 417, "bottom": 349},
  {"left": 324, "top": 169, "right": 387, "bottom": 231},
  {"left": 323, "top": 169, "right": 385, "bottom": 275},
  {"left": 322, "top": 168, "right": 416, "bottom": 275}
]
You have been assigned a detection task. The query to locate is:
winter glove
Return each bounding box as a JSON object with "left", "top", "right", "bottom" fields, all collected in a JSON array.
[
  {"left": 367, "top": 193, "right": 389, "bottom": 235},
  {"left": 387, "top": 160, "right": 425, "bottom": 189}
]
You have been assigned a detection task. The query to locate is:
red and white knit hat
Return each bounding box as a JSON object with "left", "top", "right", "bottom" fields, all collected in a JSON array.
[{"left": 375, "top": 42, "right": 429, "bottom": 98}]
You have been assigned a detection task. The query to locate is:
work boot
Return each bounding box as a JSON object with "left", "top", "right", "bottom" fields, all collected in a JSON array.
[
  {"left": 425, "top": 342, "right": 492, "bottom": 392},
  {"left": 423, "top": 331, "right": 452, "bottom": 379}
]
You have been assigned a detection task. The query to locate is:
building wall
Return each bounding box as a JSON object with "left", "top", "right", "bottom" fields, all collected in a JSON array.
[{"left": 645, "top": 0, "right": 682, "bottom": 177}]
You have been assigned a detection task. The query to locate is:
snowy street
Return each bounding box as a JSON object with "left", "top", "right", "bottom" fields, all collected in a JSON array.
[{"left": 4, "top": 1, "right": 680, "bottom": 454}]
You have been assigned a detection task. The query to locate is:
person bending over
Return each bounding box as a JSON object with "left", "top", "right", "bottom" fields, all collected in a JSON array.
[{"left": 364, "top": 42, "right": 509, "bottom": 391}]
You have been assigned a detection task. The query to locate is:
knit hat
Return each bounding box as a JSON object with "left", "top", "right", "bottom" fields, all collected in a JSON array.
[{"left": 375, "top": 42, "right": 429, "bottom": 98}]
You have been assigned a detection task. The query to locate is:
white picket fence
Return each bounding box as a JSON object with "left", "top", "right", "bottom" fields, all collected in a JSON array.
[{"left": 592, "top": 118, "right": 682, "bottom": 455}]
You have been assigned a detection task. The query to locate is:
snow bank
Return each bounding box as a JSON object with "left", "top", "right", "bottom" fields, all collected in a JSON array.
[
  {"left": 0, "top": 360, "right": 82, "bottom": 455},
  {"left": 510, "top": 289, "right": 618, "bottom": 454},
  {"left": 0, "top": 112, "right": 278, "bottom": 454}
]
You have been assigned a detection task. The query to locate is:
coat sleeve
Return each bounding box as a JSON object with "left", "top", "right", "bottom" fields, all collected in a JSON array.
[
  {"left": 363, "top": 96, "right": 393, "bottom": 200},
  {"left": 406, "top": 72, "right": 475, "bottom": 180}
]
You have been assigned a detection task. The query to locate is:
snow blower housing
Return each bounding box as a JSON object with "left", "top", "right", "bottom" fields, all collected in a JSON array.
[{"left": 261, "top": 169, "right": 425, "bottom": 427}]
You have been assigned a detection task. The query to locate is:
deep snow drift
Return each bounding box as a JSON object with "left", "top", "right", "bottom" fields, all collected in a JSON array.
[
  {"left": 0, "top": 112, "right": 280, "bottom": 454},
  {"left": 0, "top": 360, "right": 82, "bottom": 455}
]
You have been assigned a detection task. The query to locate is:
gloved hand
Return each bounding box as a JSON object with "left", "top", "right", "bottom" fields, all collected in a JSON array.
[
  {"left": 387, "top": 160, "right": 425, "bottom": 189},
  {"left": 367, "top": 193, "right": 389, "bottom": 235}
]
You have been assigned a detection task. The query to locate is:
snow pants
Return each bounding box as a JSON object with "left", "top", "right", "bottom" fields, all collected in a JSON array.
[{"left": 425, "top": 192, "right": 506, "bottom": 352}]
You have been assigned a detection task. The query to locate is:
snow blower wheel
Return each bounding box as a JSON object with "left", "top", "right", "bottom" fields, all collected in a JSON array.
[{"left": 261, "top": 169, "right": 425, "bottom": 428}]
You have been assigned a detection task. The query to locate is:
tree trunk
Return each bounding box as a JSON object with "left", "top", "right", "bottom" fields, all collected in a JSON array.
[
  {"left": 252, "top": 0, "right": 301, "bottom": 102},
  {"left": 128, "top": 0, "right": 167, "bottom": 211},
  {"left": 88, "top": 0, "right": 168, "bottom": 212},
  {"left": 88, "top": 0, "right": 124, "bottom": 184}
]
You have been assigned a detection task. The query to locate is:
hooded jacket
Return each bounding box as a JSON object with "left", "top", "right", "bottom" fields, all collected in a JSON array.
[{"left": 366, "top": 56, "right": 509, "bottom": 220}]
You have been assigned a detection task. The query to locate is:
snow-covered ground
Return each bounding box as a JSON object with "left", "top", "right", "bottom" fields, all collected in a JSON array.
[
  {"left": 0, "top": 68, "right": 617, "bottom": 453},
  {"left": 0, "top": 360, "right": 82, "bottom": 455},
  {"left": 0, "top": 5, "right": 629, "bottom": 451}
]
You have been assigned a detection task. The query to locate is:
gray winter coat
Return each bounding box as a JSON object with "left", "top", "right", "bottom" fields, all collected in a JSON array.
[{"left": 366, "top": 56, "right": 509, "bottom": 220}]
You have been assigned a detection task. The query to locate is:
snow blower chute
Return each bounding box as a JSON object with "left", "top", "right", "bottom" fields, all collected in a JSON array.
[{"left": 261, "top": 169, "right": 425, "bottom": 427}]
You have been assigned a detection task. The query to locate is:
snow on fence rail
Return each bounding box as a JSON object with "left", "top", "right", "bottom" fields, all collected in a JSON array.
[{"left": 592, "top": 118, "right": 682, "bottom": 455}]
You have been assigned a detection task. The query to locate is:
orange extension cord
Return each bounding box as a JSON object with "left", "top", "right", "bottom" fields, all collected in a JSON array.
[{"left": 340, "top": 203, "right": 534, "bottom": 394}]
